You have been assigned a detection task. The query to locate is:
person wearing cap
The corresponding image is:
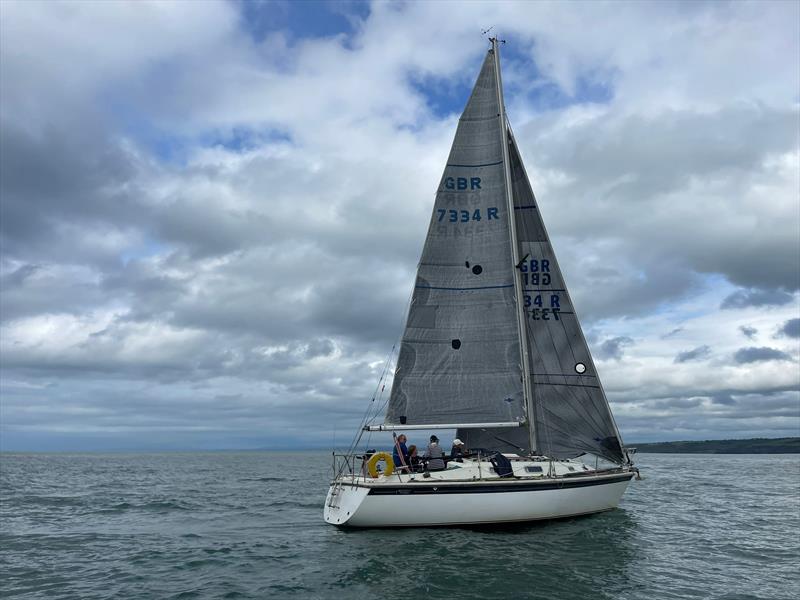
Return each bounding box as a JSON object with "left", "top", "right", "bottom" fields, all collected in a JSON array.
[
  {"left": 423, "top": 435, "right": 445, "bottom": 471},
  {"left": 450, "top": 438, "right": 467, "bottom": 462}
]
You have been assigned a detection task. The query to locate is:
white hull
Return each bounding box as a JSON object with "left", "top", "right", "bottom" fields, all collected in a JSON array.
[{"left": 324, "top": 458, "right": 634, "bottom": 528}]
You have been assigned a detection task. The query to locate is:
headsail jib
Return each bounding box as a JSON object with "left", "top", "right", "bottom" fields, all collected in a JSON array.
[{"left": 508, "top": 130, "right": 626, "bottom": 464}]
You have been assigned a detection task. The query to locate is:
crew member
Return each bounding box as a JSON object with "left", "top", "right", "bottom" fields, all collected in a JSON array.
[
  {"left": 424, "top": 435, "right": 446, "bottom": 471},
  {"left": 393, "top": 434, "right": 410, "bottom": 471},
  {"left": 450, "top": 438, "right": 467, "bottom": 462}
]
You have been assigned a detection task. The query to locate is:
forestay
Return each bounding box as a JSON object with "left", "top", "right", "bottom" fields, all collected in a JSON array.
[{"left": 385, "top": 49, "right": 526, "bottom": 427}]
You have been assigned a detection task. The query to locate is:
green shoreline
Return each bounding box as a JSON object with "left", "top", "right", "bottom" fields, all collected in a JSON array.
[{"left": 629, "top": 437, "right": 800, "bottom": 454}]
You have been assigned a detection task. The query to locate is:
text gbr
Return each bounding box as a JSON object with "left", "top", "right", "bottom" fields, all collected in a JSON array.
[{"left": 443, "top": 176, "right": 482, "bottom": 190}]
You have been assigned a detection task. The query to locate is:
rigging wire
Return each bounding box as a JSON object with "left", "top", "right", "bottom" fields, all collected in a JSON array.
[{"left": 335, "top": 279, "right": 415, "bottom": 478}]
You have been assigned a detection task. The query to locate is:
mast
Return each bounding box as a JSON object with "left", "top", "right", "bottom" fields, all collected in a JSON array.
[{"left": 491, "top": 37, "right": 537, "bottom": 455}]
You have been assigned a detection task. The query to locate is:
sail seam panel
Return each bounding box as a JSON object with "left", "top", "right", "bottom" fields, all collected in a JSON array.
[
  {"left": 533, "top": 373, "right": 599, "bottom": 378},
  {"left": 415, "top": 284, "right": 513, "bottom": 291},
  {"left": 400, "top": 337, "right": 519, "bottom": 344},
  {"left": 531, "top": 382, "right": 602, "bottom": 389},
  {"left": 458, "top": 115, "right": 501, "bottom": 122},
  {"left": 398, "top": 373, "right": 521, "bottom": 379},
  {"left": 445, "top": 160, "right": 504, "bottom": 168}
]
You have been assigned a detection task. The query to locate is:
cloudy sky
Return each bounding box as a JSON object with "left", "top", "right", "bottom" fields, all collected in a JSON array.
[{"left": 1, "top": 0, "right": 798, "bottom": 451}]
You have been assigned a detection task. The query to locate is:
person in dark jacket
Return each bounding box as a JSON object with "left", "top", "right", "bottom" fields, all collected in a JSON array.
[
  {"left": 392, "top": 434, "right": 410, "bottom": 471},
  {"left": 450, "top": 438, "right": 467, "bottom": 461},
  {"left": 424, "top": 435, "right": 446, "bottom": 471},
  {"left": 407, "top": 444, "right": 420, "bottom": 472}
]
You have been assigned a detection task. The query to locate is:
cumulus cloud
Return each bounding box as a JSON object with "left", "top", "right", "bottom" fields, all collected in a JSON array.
[
  {"left": 776, "top": 318, "right": 800, "bottom": 339},
  {"left": 733, "top": 347, "right": 793, "bottom": 364},
  {"left": 674, "top": 345, "right": 712, "bottom": 364},
  {"left": 1, "top": 0, "right": 798, "bottom": 450},
  {"left": 721, "top": 288, "right": 795, "bottom": 310},
  {"left": 596, "top": 336, "right": 635, "bottom": 361},
  {"left": 739, "top": 325, "right": 758, "bottom": 340}
]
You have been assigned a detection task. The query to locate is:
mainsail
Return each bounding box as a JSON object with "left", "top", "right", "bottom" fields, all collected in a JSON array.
[
  {"left": 385, "top": 49, "right": 526, "bottom": 427},
  {"left": 383, "top": 42, "right": 626, "bottom": 464}
]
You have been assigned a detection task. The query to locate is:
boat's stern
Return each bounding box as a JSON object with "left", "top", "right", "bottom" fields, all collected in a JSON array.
[{"left": 323, "top": 480, "right": 370, "bottom": 526}]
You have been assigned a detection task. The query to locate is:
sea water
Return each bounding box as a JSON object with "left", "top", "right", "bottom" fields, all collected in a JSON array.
[{"left": 1, "top": 452, "right": 798, "bottom": 599}]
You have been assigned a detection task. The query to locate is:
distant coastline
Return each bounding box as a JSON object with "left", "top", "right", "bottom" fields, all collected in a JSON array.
[{"left": 630, "top": 437, "right": 800, "bottom": 454}]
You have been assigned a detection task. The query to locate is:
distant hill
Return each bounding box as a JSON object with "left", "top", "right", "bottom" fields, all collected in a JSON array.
[{"left": 630, "top": 437, "right": 800, "bottom": 454}]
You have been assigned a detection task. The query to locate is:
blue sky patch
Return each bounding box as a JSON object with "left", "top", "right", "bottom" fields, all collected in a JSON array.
[
  {"left": 408, "top": 71, "right": 473, "bottom": 119},
  {"left": 235, "top": 0, "right": 370, "bottom": 43}
]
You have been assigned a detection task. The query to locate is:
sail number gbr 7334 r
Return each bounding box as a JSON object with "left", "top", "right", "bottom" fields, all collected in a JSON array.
[{"left": 437, "top": 207, "right": 499, "bottom": 223}]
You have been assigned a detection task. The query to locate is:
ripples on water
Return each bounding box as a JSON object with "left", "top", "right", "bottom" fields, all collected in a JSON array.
[{"left": 1, "top": 452, "right": 798, "bottom": 599}]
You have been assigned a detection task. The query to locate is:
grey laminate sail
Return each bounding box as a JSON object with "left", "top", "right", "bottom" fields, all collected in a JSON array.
[
  {"left": 508, "top": 132, "right": 625, "bottom": 463},
  {"left": 385, "top": 49, "right": 526, "bottom": 427},
  {"left": 385, "top": 44, "right": 626, "bottom": 465}
]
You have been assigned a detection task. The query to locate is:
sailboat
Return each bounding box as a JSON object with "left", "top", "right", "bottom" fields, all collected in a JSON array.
[{"left": 324, "top": 38, "right": 637, "bottom": 528}]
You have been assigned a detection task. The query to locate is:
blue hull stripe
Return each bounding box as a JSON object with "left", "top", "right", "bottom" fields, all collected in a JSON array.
[{"left": 367, "top": 473, "right": 633, "bottom": 495}]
